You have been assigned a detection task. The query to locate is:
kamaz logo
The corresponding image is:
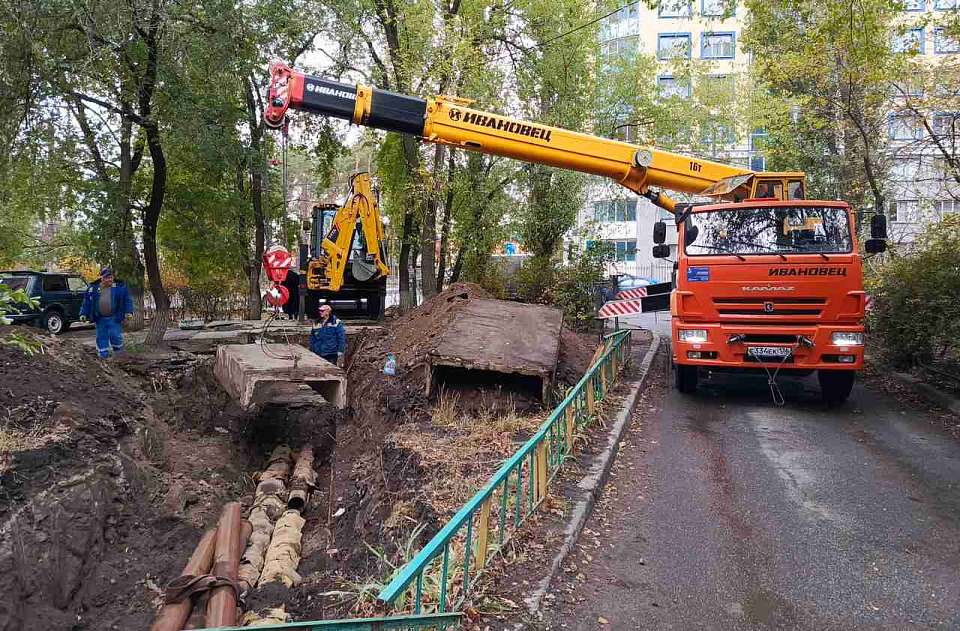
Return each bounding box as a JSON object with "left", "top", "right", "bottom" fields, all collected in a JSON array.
[
  {"left": 769, "top": 267, "right": 847, "bottom": 277},
  {"left": 742, "top": 286, "right": 795, "bottom": 291},
  {"left": 306, "top": 83, "right": 355, "bottom": 100},
  {"left": 449, "top": 108, "right": 553, "bottom": 142}
]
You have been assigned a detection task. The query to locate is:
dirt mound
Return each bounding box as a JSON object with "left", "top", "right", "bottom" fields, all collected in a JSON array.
[
  {"left": 0, "top": 333, "right": 271, "bottom": 630},
  {"left": 557, "top": 328, "right": 600, "bottom": 387}
]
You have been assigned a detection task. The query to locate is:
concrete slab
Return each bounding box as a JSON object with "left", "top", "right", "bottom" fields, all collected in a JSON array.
[
  {"left": 214, "top": 343, "right": 346, "bottom": 410},
  {"left": 427, "top": 299, "right": 563, "bottom": 400}
]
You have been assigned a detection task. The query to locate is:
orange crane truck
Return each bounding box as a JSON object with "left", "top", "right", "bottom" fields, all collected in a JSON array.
[{"left": 263, "top": 62, "right": 888, "bottom": 404}]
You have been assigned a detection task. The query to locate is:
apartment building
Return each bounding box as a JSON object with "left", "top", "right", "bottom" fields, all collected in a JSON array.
[
  {"left": 577, "top": 0, "right": 756, "bottom": 281},
  {"left": 887, "top": 0, "right": 960, "bottom": 245},
  {"left": 574, "top": 0, "right": 959, "bottom": 275}
]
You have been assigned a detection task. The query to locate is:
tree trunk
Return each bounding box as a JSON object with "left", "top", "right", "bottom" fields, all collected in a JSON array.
[
  {"left": 449, "top": 248, "right": 464, "bottom": 284},
  {"left": 436, "top": 152, "right": 456, "bottom": 291},
  {"left": 419, "top": 145, "right": 445, "bottom": 299},
  {"left": 244, "top": 78, "right": 267, "bottom": 321},
  {"left": 142, "top": 121, "right": 169, "bottom": 346}
]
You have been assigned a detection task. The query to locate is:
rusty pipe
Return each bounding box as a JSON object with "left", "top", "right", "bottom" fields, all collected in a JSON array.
[
  {"left": 149, "top": 527, "right": 218, "bottom": 631},
  {"left": 205, "top": 502, "right": 242, "bottom": 628},
  {"left": 183, "top": 520, "right": 251, "bottom": 630},
  {"left": 287, "top": 446, "right": 317, "bottom": 512}
]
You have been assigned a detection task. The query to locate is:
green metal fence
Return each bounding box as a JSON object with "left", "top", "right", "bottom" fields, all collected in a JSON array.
[{"left": 375, "top": 329, "right": 633, "bottom": 614}]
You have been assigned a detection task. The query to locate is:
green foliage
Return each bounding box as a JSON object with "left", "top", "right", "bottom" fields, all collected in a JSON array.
[
  {"left": 867, "top": 215, "right": 960, "bottom": 367},
  {"left": 0, "top": 283, "right": 43, "bottom": 355},
  {"left": 0, "top": 283, "right": 36, "bottom": 325},
  {"left": 742, "top": 0, "right": 907, "bottom": 209},
  {"left": 548, "top": 243, "right": 614, "bottom": 331}
]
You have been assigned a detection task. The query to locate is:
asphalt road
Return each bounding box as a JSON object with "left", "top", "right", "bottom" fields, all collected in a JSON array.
[{"left": 543, "top": 355, "right": 960, "bottom": 630}]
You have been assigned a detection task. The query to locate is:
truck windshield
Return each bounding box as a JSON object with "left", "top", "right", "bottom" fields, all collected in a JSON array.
[{"left": 685, "top": 206, "right": 852, "bottom": 256}]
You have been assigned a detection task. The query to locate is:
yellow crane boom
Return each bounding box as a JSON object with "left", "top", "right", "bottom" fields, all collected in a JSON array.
[{"left": 264, "top": 62, "right": 806, "bottom": 211}]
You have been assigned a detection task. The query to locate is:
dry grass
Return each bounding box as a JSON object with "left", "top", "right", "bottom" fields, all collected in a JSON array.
[{"left": 391, "top": 394, "right": 543, "bottom": 515}]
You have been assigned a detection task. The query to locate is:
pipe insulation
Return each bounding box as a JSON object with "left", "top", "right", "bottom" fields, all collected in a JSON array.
[
  {"left": 257, "top": 509, "right": 306, "bottom": 587},
  {"left": 239, "top": 445, "right": 293, "bottom": 592},
  {"left": 287, "top": 445, "right": 318, "bottom": 511}
]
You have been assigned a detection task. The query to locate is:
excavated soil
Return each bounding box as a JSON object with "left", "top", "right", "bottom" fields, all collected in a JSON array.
[{"left": 0, "top": 288, "right": 598, "bottom": 628}]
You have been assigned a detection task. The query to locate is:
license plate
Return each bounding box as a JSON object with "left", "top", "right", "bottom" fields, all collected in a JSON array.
[{"left": 747, "top": 346, "right": 792, "bottom": 358}]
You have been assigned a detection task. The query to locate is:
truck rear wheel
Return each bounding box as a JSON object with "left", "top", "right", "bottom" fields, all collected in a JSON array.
[
  {"left": 818, "top": 369, "right": 855, "bottom": 405},
  {"left": 674, "top": 363, "right": 698, "bottom": 394}
]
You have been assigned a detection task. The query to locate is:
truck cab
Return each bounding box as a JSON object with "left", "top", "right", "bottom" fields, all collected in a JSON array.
[{"left": 666, "top": 200, "right": 866, "bottom": 403}]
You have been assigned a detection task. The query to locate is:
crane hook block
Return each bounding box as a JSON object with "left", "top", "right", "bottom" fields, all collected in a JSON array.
[{"left": 262, "top": 245, "right": 293, "bottom": 307}]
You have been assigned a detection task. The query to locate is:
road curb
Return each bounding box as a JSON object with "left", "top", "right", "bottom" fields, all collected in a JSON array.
[
  {"left": 889, "top": 371, "right": 960, "bottom": 416},
  {"left": 524, "top": 333, "right": 662, "bottom": 615}
]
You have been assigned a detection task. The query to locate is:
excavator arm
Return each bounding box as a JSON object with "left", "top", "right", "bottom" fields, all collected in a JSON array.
[
  {"left": 264, "top": 62, "right": 806, "bottom": 211},
  {"left": 309, "top": 172, "right": 390, "bottom": 293}
]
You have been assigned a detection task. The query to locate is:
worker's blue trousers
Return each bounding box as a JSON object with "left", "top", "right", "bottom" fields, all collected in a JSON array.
[{"left": 95, "top": 319, "right": 125, "bottom": 358}]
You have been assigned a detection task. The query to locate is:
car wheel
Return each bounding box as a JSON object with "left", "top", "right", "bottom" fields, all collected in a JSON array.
[{"left": 43, "top": 310, "right": 67, "bottom": 335}]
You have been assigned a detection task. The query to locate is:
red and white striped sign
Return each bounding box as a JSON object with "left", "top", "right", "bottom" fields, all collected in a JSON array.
[
  {"left": 616, "top": 287, "right": 648, "bottom": 300},
  {"left": 598, "top": 298, "right": 644, "bottom": 319}
]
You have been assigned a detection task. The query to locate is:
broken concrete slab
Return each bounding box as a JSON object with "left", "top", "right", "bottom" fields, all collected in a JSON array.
[
  {"left": 214, "top": 344, "right": 346, "bottom": 410},
  {"left": 426, "top": 299, "right": 563, "bottom": 401}
]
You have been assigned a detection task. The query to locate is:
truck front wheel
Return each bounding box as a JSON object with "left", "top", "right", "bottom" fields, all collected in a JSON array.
[
  {"left": 818, "top": 369, "right": 855, "bottom": 405},
  {"left": 674, "top": 363, "right": 699, "bottom": 394}
]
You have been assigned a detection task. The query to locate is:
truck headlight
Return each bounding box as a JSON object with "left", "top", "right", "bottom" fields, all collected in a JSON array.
[
  {"left": 679, "top": 329, "right": 708, "bottom": 343},
  {"left": 831, "top": 332, "right": 863, "bottom": 346}
]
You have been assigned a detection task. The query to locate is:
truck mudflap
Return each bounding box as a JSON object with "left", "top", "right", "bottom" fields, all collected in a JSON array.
[{"left": 672, "top": 323, "right": 864, "bottom": 371}]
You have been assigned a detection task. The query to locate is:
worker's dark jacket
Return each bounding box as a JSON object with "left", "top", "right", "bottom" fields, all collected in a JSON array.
[
  {"left": 309, "top": 315, "right": 346, "bottom": 356},
  {"left": 80, "top": 280, "right": 134, "bottom": 324}
]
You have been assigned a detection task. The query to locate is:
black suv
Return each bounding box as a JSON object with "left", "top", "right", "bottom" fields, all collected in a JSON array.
[{"left": 1, "top": 271, "right": 89, "bottom": 334}]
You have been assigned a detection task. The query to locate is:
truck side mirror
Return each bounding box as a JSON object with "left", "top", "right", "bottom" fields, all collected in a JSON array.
[
  {"left": 653, "top": 221, "right": 667, "bottom": 245},
  {"left": 870, "top": 214, "right": 887, "bottom": 240},
  {"left": 652, "top": 244, "right": 670, "bottom": 259},
  {"left": 865, "top": 239, "right": 886, "bottom": 254}
]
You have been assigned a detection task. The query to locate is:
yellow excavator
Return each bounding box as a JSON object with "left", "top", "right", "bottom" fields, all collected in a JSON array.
[{"left": 301, "top": 172, "right": 390, "bottom": 319}]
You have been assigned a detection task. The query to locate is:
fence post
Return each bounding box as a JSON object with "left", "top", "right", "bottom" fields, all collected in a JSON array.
[
  {"left": 565, "top": 405, "right": 575, "bottom": 452},
  {"left": 476, "top": 498, "right": 492, "bottom": 569},
  {"left": 534, "top": 442, "right": 548, "bottom": 502},
  {"left": 586, "top": 376, "right": 596, "bottom": 414}
]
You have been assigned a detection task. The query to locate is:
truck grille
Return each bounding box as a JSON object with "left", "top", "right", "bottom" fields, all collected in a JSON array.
[{"left": 712, "top": 297, "right": 826, "bottom": 317}]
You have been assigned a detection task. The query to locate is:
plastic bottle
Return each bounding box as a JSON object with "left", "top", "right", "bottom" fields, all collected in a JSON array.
[{"left": 383, "top": 353, "right": 397, "bottom": 376}]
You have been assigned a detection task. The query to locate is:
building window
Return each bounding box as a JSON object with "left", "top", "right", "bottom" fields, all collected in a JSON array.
[
  {"left": 702, "top": 0, "right": 734, "bottom": 16},
  {"left": 749, "top": 155, "right": 766, "bottom": 171},
  {"left": 934, "top": 0, "right": 959, "bottom": 9},
  {"left": 702, "top": 121, "right": 737, "bottom": 147},
  {"left": 904, "top": 0, "right": 925, "bottom": 10},
  {"left": 933, "top": 112, "right": 959, "bottom": 137},
  {"left": 657, "top": 75, "right": 691, "bottom": 98},
  {"left": 889, "top": 199, "right": 918, "bottom": 223},
  {"left": 935, "top": 28, "right": 960, "bottom": 53},
  {"left": 659, "top": 1, "right": 692, "bottom": 18},
  {"left": 890, "top": 79, "right": 924, "bottom": 97},
  {"left": 594, "top": 199, "right": 637, "bottom": 223},
  {"left": 603, "top": 35, "right": 639, "bottom": 58},
  {"left": 657, "top": 33, "right": 692, "bottom": 59},
  {"left": 888, "top": 113, "right": 924, "bottom": 140},
  {"left": 936, "top": 200, "right": 960, "bottom": 216},
  {"left": 609, "top": 240, "right": 638, "bottom": 262},
  {"left": 892, "top": 27, "right": 925, "bottom": 53},
  {"left": 701, "top": 32, "right": 736, "bottom": 59}
]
